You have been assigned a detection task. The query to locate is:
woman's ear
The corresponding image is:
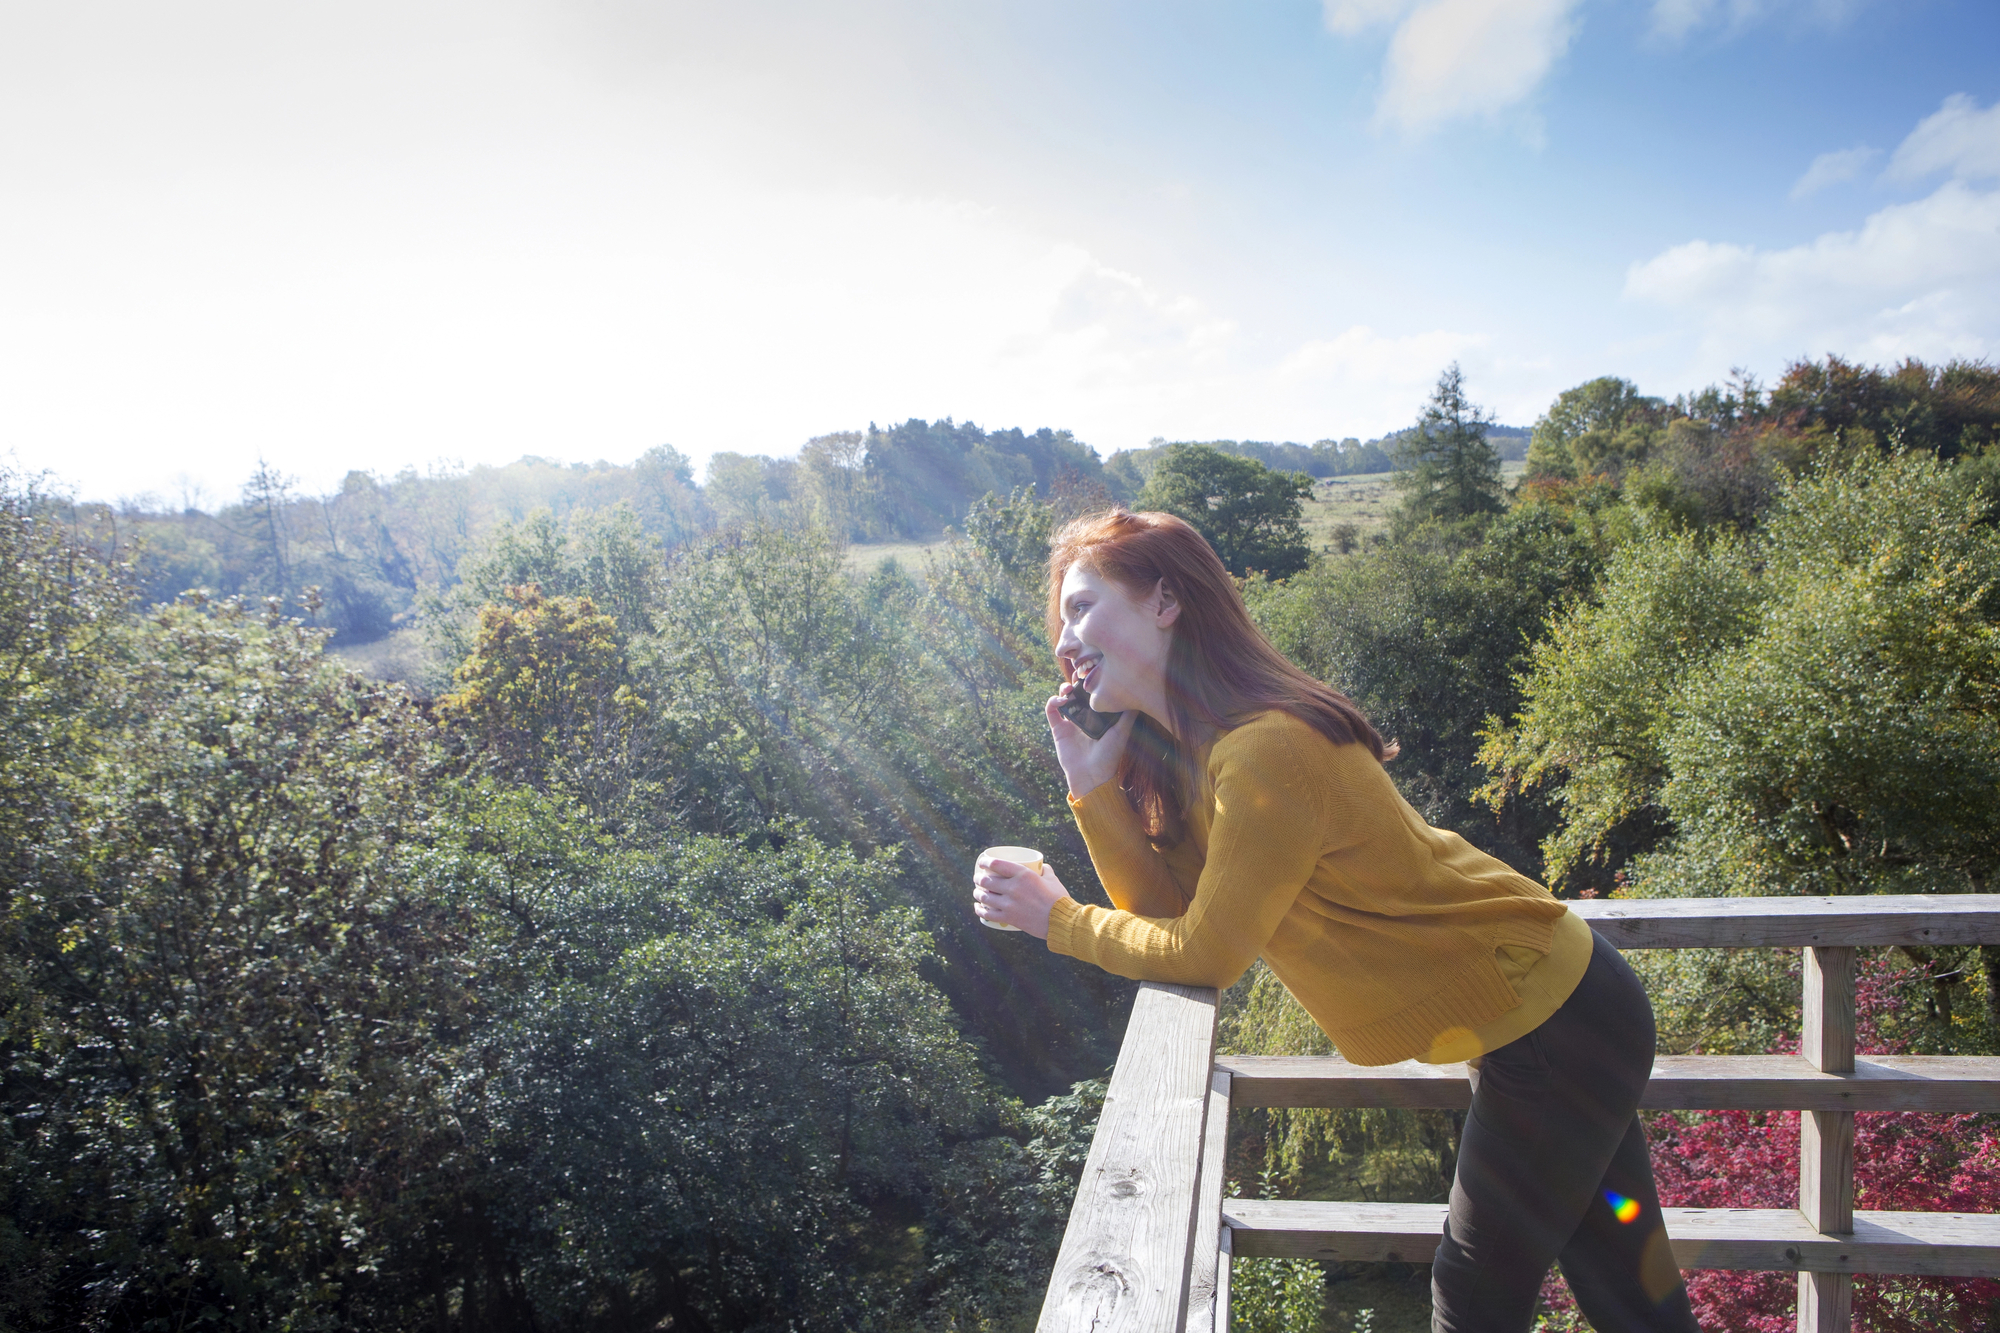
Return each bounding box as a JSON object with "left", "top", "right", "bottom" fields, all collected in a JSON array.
[{"left": 1153, "top": 579, "right": 1182, "bottom": 629}]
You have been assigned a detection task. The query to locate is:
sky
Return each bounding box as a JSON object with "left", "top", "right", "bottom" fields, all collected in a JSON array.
[{"left": 2, "top": 0, "right": 1996, "bottom": 506}]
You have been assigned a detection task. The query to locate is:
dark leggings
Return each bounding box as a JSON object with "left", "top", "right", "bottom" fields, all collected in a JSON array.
[{"left": 1431, "top": 931, "right": 1700, "bottom": 1333}]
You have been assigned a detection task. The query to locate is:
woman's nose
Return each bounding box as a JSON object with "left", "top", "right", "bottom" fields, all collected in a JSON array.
[{"left": 1055, "top": 622, "right": 1082, "bottom": 659}]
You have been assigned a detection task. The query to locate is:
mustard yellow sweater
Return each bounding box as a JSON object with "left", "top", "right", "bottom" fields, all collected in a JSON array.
[{"left": 1046, "top": 709, "right": 1588, "bottom": 1067}]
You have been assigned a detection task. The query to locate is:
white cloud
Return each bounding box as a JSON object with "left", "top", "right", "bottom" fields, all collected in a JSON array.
[
  {"left": 1626, "top": 177, "right": 2000, "bottom": 366},
  {"left": 1790, "top": 145, "right": 1877, "bottom": 199},
  {"left": 1375, "top": 0, "right": 1582, "bottom": 133},
  {"left": 1888, "top": 93, "right": 2000, "bottom": 183},
  {"left": 1649, "top": 0, "right": 1862, "bottom": 43},
  {"left": 1321, "top": 0, "right": 1581, "bottom": 134}
]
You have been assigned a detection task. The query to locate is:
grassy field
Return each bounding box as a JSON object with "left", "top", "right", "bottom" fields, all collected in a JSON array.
[
  {"left": 843, "top": 462, "right": 1530, "bottom": 580},
  {"left": 1301, "top": 461, "right": 1528, "bottom": 557},
  {"left": 842, "top": 533, "right": 950, "bottom": 580}
]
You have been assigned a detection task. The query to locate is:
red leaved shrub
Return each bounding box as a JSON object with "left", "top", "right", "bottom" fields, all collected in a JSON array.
[{"left": 1537, "top": 953, "right": 2000, "bottom": 1331}]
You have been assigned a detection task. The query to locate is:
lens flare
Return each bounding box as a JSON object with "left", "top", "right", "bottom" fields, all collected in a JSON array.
[{"left": 1605, "top": 1191, "right": 1642, "bottom": 1224}]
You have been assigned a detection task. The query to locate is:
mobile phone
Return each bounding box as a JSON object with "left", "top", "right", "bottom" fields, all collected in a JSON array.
[{"left": 1057, "top": 685, "right": 1123, "bottom": 740}]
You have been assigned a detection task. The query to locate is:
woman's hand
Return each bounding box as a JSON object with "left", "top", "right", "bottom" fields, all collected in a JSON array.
[
  {"left": 1045, "top": 686, "right": 1138, "bottom": 798},
  {"left": 973, "top": 854, "right": 1070, "bottom": 939}
]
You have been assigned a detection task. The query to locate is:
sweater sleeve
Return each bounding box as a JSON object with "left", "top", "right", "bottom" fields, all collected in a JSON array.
[
  {"left": 1047, "top": 723, "right": 1325, "bottom": 988},
  {"left": 1066, "top": 782, "right": 1194, "bottom": 918}
]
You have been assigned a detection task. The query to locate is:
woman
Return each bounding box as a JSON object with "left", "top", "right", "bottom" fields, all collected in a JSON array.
[{"left": 973, "top": 509, "right": 1697, "bottom": 1333}]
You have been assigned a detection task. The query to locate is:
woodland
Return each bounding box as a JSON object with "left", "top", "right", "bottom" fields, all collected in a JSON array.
[{"left": 4, "top": 354, "right": 2000, "bottom": 1332}]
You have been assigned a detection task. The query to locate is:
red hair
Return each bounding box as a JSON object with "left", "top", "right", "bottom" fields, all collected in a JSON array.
[{"left": 1047, "top": 508, "right": 1393, "bottom": 845}]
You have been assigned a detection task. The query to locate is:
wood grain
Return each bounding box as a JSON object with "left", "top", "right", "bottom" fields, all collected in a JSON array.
[
  {"left": 1801, "top": 945, "right": 1857, "bottom": 1333},
  {"left": 1223, "top": 1201, "right": 2000, "bottom": 1277},
  {"left": 1217, "top": 1053, "right": 2000, "bottom": 1112},
  {"left": 1036, "top": 983, "right": 1219, "bottom": 1333},
  {"left": 1180, "top": 1070, "right": 1231, "bottom": 1333},
  {"left": 1570, "top": 894, "right": 2000, "bottom": 949}
]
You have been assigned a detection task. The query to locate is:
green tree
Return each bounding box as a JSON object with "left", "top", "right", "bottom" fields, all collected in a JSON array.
[
  {"left": 439, "top": 584, "right": 649, "bottom": 818},
  {"left": 1249, "top": 490, "right": 1614, "bottom": 875},
  {"left": 1480, "top": 451, "right": 2000, "bottom": 1039},
  {"left": 1525, "top": 376, "right": 1665, "bottom": 481},
  {"left": 1393, "top": 363, "right": 1504, "bottom": 526},
  {"left": 1136, "top": 443, "right": 1313, "bottom": 577},
  {"left": 1, "top": 593, "right": 472, "bottom": 1331}
]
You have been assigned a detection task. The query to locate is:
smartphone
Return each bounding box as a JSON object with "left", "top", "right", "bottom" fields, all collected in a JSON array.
[{"left": 1057, "top": 684, "right": 1123, "bottom": 740}]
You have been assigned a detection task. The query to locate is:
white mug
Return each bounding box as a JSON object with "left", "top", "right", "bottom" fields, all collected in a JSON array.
[{"left": 976, "top": 846, "right": 1043, "bottom": 931}]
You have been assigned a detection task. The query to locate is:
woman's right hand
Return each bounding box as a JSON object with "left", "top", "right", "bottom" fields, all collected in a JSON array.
[{"left": 1046, "top": 685, "right": 1137, "bottom": 798}]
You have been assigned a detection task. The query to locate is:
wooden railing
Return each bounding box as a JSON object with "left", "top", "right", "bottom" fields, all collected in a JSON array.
[{"left": 1034, "top": 895, "right": 2000, "bottom": 1333}]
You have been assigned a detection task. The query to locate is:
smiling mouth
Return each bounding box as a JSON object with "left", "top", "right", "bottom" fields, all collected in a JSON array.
[{"left": 1075, "top": 658, "right": 1102, "bottom": 692}]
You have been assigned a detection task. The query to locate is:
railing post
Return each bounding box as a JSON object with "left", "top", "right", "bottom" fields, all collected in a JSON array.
[{"left": 1799, "top": 945, "right": 1855, "bottom": 1333}]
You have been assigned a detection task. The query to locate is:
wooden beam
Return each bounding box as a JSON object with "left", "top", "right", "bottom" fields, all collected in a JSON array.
[
  {"left": 1037, "top": 983, "right": 1219, "bottom": 1333},
  {"left": 1800, "top": 946, "right": 1857, "bottom": 1333},
  {"left": 1181, "top": 1069, "right": 1231, "bottom": 1333},
  {"left": 1222, "top": 1200, "right": 2000, "bottom": 1277},
  {"left": 1216, "top": 1053, "right": 2000, "bottom": 1113},
  {"left": 1569, "top": 894, "right": 2000, "bottom": 949}
]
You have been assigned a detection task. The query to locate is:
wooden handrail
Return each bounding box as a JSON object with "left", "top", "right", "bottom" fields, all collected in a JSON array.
[{"left": 1037, "top": 895, "right": 2000, "bottom": 1333}]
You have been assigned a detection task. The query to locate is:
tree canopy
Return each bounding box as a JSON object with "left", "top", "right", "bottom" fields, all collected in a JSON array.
[{"left": 1135, "top": 442, "right": 1314, "bottom": 577}]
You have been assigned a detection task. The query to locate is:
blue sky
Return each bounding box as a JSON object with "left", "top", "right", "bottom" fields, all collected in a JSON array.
[{"left": 3, "top": 0, "right": 1996, "bottom": 504}]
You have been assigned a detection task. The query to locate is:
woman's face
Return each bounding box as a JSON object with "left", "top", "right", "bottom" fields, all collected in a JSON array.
[{"left": 1054, "top": 563, "right": 1178, "bottom": 721}]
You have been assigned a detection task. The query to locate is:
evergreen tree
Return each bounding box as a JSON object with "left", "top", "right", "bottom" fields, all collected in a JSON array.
[{"left": 1394, "top": 363, "right": 1504, "bottom": 525}]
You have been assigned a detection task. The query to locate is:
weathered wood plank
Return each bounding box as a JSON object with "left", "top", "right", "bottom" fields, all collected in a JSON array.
[
  {"left": 1570, "top": 894, "right": 2000, "bottom": 949},
  {"left": 1224, "top": 1201, "right": 2000, "bottom": 1277},
  {"left": 1801, "top": 946, "right": 1857, "bottom": 1333},
  {"left": 1037, "top": 983, "right": 1219, "bottom": 1333},
  {"left": 1217, "top": 1053, "right": 2000, "bottom": 1113},
  {"left": 1213, "top": 1226, "right": 1231, "bottom": 1333},
  {"left": 1217, "top": 1056, "right": 1473, "bottom": 1109},
  {"left": 1181, "top": 1070, "right": 1231, "bottom": 1333}
]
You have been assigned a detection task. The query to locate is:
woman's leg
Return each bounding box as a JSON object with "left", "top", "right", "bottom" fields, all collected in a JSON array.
[{"left": 1431, "top": 932, "right": 1698, "bottom": 1333}]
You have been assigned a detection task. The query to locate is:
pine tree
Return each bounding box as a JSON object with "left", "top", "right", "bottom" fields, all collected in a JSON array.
[{"left": 1394, "top": 363, "right": 1504, "bottom": 525}]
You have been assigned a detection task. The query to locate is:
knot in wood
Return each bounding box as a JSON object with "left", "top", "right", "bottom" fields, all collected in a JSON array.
[{"left": 1102, "top": 1167, "right": 1150, "bottom": 1200}]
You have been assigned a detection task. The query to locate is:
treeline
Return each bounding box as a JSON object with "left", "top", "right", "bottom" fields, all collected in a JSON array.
[
  {"left": 1103, "top": 425, "right": 1528, "bottom": 496},
  {"left": 96, "top": 416, "right": 1472, "bottom": 651}
]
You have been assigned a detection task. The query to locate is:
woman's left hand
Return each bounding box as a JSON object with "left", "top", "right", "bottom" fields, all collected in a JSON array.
[{"left": 973, "top": 855, "right": 1070, "bottom": 939}]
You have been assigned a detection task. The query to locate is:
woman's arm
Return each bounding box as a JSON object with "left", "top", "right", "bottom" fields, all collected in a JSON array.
[
  {"left": 1048, "top": 721, "right": 1328, "bottom": 989},
  {"left": 1069, "top": 781, "right": 1195, "bottom": 917}
]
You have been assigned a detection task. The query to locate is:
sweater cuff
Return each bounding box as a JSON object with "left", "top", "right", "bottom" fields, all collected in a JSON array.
[
  {"left": 1067, "top": 779, "right": 1117, "bottom": 811},
  {"left": 1046, "top": 896, "right": 1082, "bottom": 957}
]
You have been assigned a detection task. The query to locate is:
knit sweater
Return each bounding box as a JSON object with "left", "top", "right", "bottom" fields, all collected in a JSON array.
[{"left": 1045, "top": 709, "right": 1575, "bottom": 1067}]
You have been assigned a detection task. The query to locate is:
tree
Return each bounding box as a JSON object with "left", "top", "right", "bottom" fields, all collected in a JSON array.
[
  {"left": 1, "top": 592, "right": 473, "bottom": 1331},
  {"left": 1525, "top": 376, "right": 1665, "bottom": 481},
  {"left": 1136, "top": 443, "right": 1314, "bottom": 577},
  {"left": 1393, "top": 363, "right": 1504, "bottom": 525},
  {"left": 439, "top": 583, "right": 648, "bottom": 818}
]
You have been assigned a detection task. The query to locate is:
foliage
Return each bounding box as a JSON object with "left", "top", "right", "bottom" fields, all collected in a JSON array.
[
  {"left": 1392, "top": 363, "right": 1504, "bottom": 528},
  {"left": 1525, "top": 376, "right": 1666, "bottom": 482},
  {"left": 438, "top": 583, "right": 650, "bottom": 820},
  {"left": 1539, "top": 953, "right": 2000, "bottom": 1333},
  {"left": 1, "top": 592, "right": 470, "bottom": 1331},
  {"left": 1250, "top": 487, "right": 1615, "bottom": 874},
  {"left": 1136, "top": 443, "right": 1315, "bottom": 578},
  {"left": 1222, "top": 966, "right": 1459, "bottom": 1205},
  {"left": 1484, "top": 450, "right": 2000, "bottom": 904},
  {"left": 962, "top": 485, "right": 1056, "bottom": 584},
  {"left": 860, "top": 419, "right": 1108, "bottom": 540}
]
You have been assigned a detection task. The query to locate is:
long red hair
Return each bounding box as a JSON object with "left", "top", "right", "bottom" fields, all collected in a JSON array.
[{"left": 1047, "top": 508, "right": 1393, "bottom": 845}]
